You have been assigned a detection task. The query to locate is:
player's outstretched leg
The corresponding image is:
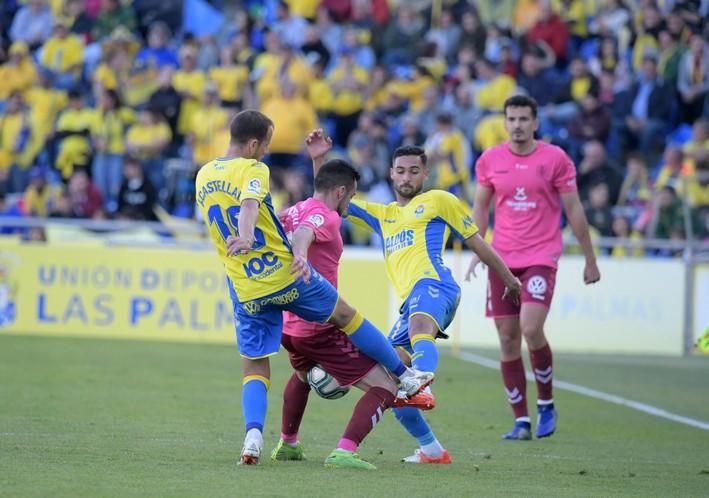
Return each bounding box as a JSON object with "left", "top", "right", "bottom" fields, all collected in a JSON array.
[
  {"left": 330, "top": 301, "right": 434, "bottom": 395},
  {"left": 271, "top": 372, "right": 309, "bottom": 461},
  {"left": 239, "top": 360, "right": 270, "bottom": 465},
  {"left": 393, "top": 407, "right": 451, "bottom": 464}
]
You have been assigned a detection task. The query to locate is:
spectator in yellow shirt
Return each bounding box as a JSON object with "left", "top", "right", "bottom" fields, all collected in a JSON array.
[
  {"left": 328, "top": 46, "right": 368, "bottom": 146},
  {"left": 126, "top": 108, "right": 171, "bottom": 193},
  {"left": 23, "top": 168, "right": 61, "bottom": 217},
  {"left": 0, "top": 92, "right": 41, "bottom": 192},
  {"left": 424, "top": 112, "right": 472, "bottom": 198},
  {"left": 261, "top": 81, "right": 317, "bottom": 171},
  {"left": 40, "top": 17, "right": 84, "bottom": 90},
  {"left": 172, "top": 45, "right": 207, "bottom": 136},
  {"left": 26, "top": 69, "right": 67, "bottom": 139},
  {"left": 91, "top": 89, "right": 130, "bottom": 211},
  {"left": 55, "top": 89, "right": 94, "bottom": 180},
  {"left": 187, "top": 85, "right": 229, "bottom": 166},
  {"left": 0, "top": 42, "right": 37, "bottom": 100},
  {"left": 474, "top": 57, "right": 517, "bottom": 112},
  {"left": 208, "top": 45, "right": 251, "bottom": 109}
]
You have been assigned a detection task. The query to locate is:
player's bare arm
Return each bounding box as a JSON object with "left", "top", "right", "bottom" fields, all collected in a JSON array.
[
  {"left": 290, "top": 226, "right": 314, "bottom": 283},
  {"left": 226, "top": 198, "right": 259, "bottom": 256},
  {"left": 465, "top": 233, "right": 522, "bottom": 303},
  {"left": 466, "top": 185, "right": 494, "bottom": 280},
  {"left": 306, "top": 128, "right": 332, "bottom": 176},
  {"left": 560, "top": 191, "right": 601, "bottom": 285}
]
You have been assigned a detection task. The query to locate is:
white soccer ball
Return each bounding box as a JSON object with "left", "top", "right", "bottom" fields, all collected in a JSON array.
[{"left": 306, "top": 365, "right": 350, "bottom": 400}]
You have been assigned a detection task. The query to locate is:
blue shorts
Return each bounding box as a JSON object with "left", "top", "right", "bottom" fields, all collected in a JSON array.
[
  {"left": 388, "top": 278, "right": 461, "bottom": 350},
  {"left": 228, "top": 268, "right": 339, "bottom": 359}
]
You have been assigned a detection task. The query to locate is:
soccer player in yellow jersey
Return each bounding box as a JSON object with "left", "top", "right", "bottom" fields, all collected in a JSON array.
[
  {"left": 308, "top": 136, "right": 522, "bottom": 463},
  {"left": 195, "top": 111, "right": 433, "bottom": 466}
]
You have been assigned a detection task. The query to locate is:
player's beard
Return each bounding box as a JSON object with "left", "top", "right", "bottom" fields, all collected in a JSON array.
[{"left": 394, "top": 182, "right": 423, "bottom": 199}]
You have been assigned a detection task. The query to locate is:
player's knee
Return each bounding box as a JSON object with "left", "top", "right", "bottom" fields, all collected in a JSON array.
[
  {"left": 521, "top": 325, "right": 544, "bottom": 343},
  {"left": 408, "top": 315, "right": 438, "bottom": 337},
  {"left": 328, "top": 298, "right": 355, "bottom": 328},
  {"left": 498, "top": 333, "right": 521, "bottom": 355}
]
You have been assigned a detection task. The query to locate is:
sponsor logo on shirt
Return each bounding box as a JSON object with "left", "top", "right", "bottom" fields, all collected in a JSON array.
[
  {"left": 307, "top": 214, "right": 325, "bottom": 227},
  {"left": 246, "top": 178, "right": 261, "bottom": 195},
  {"left": 506, "top": 186, "right": 537, "bottom": 211},
  {"left": 515, "top": 163, "right": 528, "bottom": 170},
  {"left": 384, "top": 229, "right": 414, "bottom": 256},
  {"left": 242, "top": 288, "right": 301, "bottom": 315},
  {"left": 383, "top": 219, "right": 397, "bottom": 224},
  {"left": 527, "top": 275, "right": 547, "bottom": 300},
  {"left": 243, "top": 252, "right": 283, "bottom": 279}
]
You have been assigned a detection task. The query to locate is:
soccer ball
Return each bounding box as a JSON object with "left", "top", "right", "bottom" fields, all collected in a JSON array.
[{"left": 307, "top": 365, "right": 350, "bottom": 400}]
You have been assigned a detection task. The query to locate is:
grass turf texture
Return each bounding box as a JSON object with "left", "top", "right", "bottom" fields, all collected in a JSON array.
[{"left": 1, "top": 335, "right": 708, "bottom": 497}]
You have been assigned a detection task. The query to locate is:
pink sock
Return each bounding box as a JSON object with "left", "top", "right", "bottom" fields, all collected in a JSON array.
[
  {"left": 281, "top": 432, "right": 298, "bottom": 445},
  {"left": 337, "top": 438, "right": 358, "bottom": 453}
]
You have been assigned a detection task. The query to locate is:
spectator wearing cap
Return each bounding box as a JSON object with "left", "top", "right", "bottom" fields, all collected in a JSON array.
[
  {"left": 9, "top": 0, "right": 54, "bottom": 51},
  {"left": 92, "top": 0, "right": 136, "bottom": 43},
  {"left": 677, "top": 33, "right": 709, "bottom": 124},
  {"left": 616, "top": 50, "right": 674, "bottom": 163},
  {"left": 172, "top": 45, "right": 207, "bottom": 136},
  {"left": 424, "top": 111, "right": 472, "bottom": 198},
  {"left": 117, "top": 156, "right": 157, "bottom": 221},
  {"left": 261, "top": 80, "right": 317, "bottom": 172},
  {"left": 40, "top": 17, "right": 85, "bottom": 90},
  {"left": 23, "top": 167, "right": 61, "bottom": 217},
  {"left": 187, "top": 84, "right": 229, "bottom": 166},
  {"left": 208, "top": 45, "right": 251, "bottom": 109},
  {"left": 0, "top": 42, "right": 37, "bottom": 100},
  {"left": 125, "top": 108, "right": 171, "bottom": 192},
  {"left": 328, "top": 45, "right": 369, "bottom": 147},
  {"left": 0, "top": 92, "right": 40, "bottom": 193},
  {"left": 91, "top": 88, "right": 131, "bottom": 211}
]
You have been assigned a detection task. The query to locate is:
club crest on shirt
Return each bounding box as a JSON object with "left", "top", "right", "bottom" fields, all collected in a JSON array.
[
  {"left": 307, "top": 214, "right": 325, "bottom": 227},
  {"left": 414, "top": 204, "right": 425, "bottom": 217}
]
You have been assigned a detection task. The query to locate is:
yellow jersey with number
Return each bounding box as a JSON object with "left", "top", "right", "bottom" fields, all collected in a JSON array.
[
  {"left": 196, "top": 157, "right": 294, "bottom": 301},
  {"left": 347, "top": 190, "right": 479, "bottom": 300}
]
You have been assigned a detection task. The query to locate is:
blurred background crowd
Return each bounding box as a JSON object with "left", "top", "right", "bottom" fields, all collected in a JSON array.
[{"left": 0, "top": 0, "right": 708, "bottom": 254}]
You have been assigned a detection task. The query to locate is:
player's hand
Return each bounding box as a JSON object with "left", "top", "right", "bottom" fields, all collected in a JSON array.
[
  {"left": 290, "top": 254, "right": 311, "bottom": 284},
  {"left": 502, "top": 277, "right": 522, "bottom": 305},
  {"left": 305, "top": 128, "right": 332, "bottom": 161},
  {"left": 465, "top": 254, "right": 482, "bottom": 281},
  {"left": 226, "top": 234, "right": 254, "bottom": 256},
  {"left": 583, "top": 260, "right": 600, "bottom": 285}
]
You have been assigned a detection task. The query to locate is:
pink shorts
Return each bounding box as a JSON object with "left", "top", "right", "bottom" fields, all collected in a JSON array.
[
  {"left": 281, "top": 327, "right": 378, "bottom": 387},
  {"left": 486, "top": 265, "right": 557, "bottom": 318}
]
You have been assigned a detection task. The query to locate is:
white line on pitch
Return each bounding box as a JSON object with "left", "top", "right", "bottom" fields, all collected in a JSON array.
[{"left": 457, "top": 351, "right": 709, "bottom": 431}]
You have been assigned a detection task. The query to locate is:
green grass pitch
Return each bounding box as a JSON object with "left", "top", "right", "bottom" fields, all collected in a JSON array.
[{"left": 1, "top": 335, "right": 708, "bottom": 497}]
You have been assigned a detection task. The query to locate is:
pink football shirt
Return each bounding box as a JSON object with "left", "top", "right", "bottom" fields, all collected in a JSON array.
[
  {"left": 282, "top": 197, "right": 343, "bottom": 336},
  {"left": 475, "top": 141, "right": 577, "bottom": 269}
]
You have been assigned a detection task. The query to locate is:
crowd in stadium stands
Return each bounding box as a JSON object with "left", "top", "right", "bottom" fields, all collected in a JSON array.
[{"left": 0, "top": 0, "right": 708, "bottom": 253}]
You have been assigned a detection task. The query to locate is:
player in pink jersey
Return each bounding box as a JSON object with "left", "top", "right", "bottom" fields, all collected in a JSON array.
[
  {"left": 269, "top": 157, "right": 402, "bottom": 470},
  {"left": 469, "top": 95, "right": 601, "bottom": 440}
]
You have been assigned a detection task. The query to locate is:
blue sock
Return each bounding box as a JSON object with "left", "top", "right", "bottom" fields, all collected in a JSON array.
[
  {"left": 344, "top": 312, "right": 406, "bottom": 376},
  {"left": 393, "top": 407, "right": 434, "bottom": 442},
  {"left": 411, "top": 336, "right": 438, "bottom": 373},
  {"left": 242, "top": 375, "right": 269, "bottom": 432}
]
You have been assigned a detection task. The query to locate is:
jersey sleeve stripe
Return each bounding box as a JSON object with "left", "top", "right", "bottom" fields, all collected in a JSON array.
[
  {"left": 348, "top": 203, "right": 383, "bottom": 238},
  {"left": 425, "top": 218, "right": 450, "bottom": 281}
]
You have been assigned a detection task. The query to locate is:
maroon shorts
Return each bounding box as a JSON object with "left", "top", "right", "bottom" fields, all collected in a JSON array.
[
  {"left": 486, "top": 265, "right": 557, "bottom": 318},
  {"left": 281, "top": 327, "right": 378, "bottom": 387}
]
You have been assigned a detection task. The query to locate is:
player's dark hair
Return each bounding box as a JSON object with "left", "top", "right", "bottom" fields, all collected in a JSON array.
[
  {"left": 392, "top": 145, "right": 427, "bottom": 167},
  {"left": 230, "top": 110, "right": 274, "bottom": 145},
  {"left": 314, "top": 159, "right": 361, "bottom": 192},
  {"left": 503, "top": 95, "right": 538, "bottom": 118}
]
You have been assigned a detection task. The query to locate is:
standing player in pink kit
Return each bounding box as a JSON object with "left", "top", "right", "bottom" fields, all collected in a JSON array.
[
  {"left": 268, "top": 157, "right": 401, "bottom": 470},
  {"left": 469, "top": 95, "right": 601, "bottom": 440}
]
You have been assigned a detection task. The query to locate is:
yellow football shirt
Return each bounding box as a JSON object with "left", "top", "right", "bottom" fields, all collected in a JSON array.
[
  {"left": 347, "top": 190, "right": 478, "bottom": 300},
  {"left": 195, "top": 157, "right": 294, "bottom": 301}
]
